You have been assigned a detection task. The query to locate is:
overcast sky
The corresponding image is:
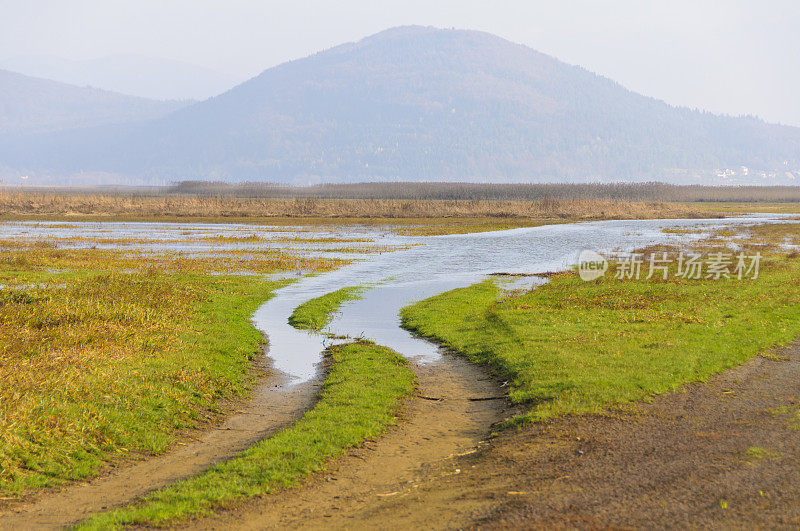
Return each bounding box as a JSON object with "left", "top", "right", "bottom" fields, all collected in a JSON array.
[{"left": 2, "top": 0, "right": 798, "bottom": 126}]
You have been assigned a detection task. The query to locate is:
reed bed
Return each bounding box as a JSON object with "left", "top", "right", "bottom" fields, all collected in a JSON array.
[
  {"left": 48, "top": 181, "right": 800, "bottom": 203},
  {"left": 0, "top": 191, "right": 706, "bottom": 221}
]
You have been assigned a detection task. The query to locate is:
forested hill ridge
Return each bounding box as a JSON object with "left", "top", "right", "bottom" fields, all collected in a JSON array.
[
  {"left": 2, "top": 26, "right": 799, "bottom": 185},
  {"left": 0, "top": 69, "right": 189, "bottom": 136}
]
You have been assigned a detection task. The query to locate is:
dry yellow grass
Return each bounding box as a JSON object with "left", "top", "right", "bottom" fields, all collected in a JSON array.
[
  {"left": 0, "top": 240, "right": 345, "bottom": 274},
  {"left": 0, "top": 222, "right": 357, "bottom": 497},
  {"left": 685, "top": 202, "right": 800, "bottom": 215},
  {"left": 0, "top": 192, "right": 709, "bottom": 223}
]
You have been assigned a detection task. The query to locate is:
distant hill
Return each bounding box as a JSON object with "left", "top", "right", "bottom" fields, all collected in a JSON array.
[
  {"left": 0, "top": 69, "right": 189, "bottom": 136},
  {"left": 2, "top": 26, "right": 800, "bottom": 185},
  {"left": 0, "top": 54, "right": 239, "bottom": 101}
]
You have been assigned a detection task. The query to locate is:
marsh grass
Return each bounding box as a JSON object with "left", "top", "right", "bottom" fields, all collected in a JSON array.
[
  {"left": 288, "top": 286, "right": 365, "bottom": 331},
  {"left": 401, "top": 228, "right": 800, "bottom": 424},
  {"left": 665, "top": 222, "right": 800, "bottom": 257},
  {"left": 0, "top": 267, "right": 284, "bottom": 495},
  {"left": 737, "top": 223, "right": 800, "bottom": 247},
  {"left": 0, "top": 191, "right": 707, "bottom": 225},
  {"left": 76, "top": 341, "right": 416, "bottom": 529},
  {"left": 200, "top": 234, "right": 371, "bottom": 244},
  {"left": 0, "top": 242, "right": 345, "bottom": 274},
  {"left": 688, "top": 202, "right": 800, "bottom": 215}
]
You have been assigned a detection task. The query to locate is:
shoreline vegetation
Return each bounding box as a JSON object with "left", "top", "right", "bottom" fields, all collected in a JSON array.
[
  {"left": 0, "top": 191, "right": 706, "bottom": 220},
  {"left": 3, "top": 186, "right": 799, "bottom": 236},
  {"left": 76, "top": 341, "right": 415, "bottom": 529},
  {"left": 0, "top": 241, "right": 346, "bottom": 275},
  {"left": 288, "top": 286, "right": 364, "bottom": 331},
  {"left": 0, "top": 239, "right": 348, "bottom": 501},
  {"left": 0, "top": 267, "right": 285, "bottom": 497},
  {"left": 75, "top": 287, "right": 410, "bottom": 528},
  {"left": 401, "top": 225, "right": 800, "bottom": 425}
]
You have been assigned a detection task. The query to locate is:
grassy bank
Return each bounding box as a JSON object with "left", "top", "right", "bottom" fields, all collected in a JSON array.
[
  {"left": 288, "top": 286, "right": 364, "bottom": 331},
  {"left": 401, "top": 253, "right": 800, "bottom": 425},
  {"left": 0, "top": 239, "right": 345, "bottom": 274},
  {"left": 0, "top": 267, "right": 284, "bottom": 495},
  {"left": 77, "top": 341, "right": 415, "bottom": 529}
]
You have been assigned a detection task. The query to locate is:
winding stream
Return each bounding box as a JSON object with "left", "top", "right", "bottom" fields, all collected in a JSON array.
[
  {"left": 253, "top": 215, "right": 791, "bottom": 382},
  {"left": 1, "top": 215, "right": 790, "bottom": 382},
  {"left": 0, "top": 215, "right": 792, "bottom": 528}
]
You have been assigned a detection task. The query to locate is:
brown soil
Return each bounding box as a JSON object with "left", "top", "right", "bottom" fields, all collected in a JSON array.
[
  {"left": 201, "top": 342, "right": 800, "bottom": 529},
  {"left": 0, "top": 361, "right": 320, "bottom": 530},
  {"left": 466, "top": 343, "right": 800, "bottom": 529},
  {"left": 192, "top": 353, "right": 508, "bottom": 530},
  {"left": 6, "top": 340, "right": 800, "bottom": 529}
]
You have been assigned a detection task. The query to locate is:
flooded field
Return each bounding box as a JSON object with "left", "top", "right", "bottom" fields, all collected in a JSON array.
[
  {"left": 5, "top": 214, "right": 800, "bottom": 528},
  {"left": 1, "top": 215, "right": 791, "bottom": 382}
]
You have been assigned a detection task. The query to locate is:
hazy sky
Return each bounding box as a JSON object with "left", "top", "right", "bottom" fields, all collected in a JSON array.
[{"left": 2, "top": 0, "right": 799, "bottom": 125}]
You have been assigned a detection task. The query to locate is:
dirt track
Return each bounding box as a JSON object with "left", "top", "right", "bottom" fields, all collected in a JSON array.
[
  {"left": 193, "top": 353, "right": 508, "bottom": 530},
  {"left": 7, "top": 338, "right": 800, "bottom": 529},
  {"left": 0, "top": 356, "right": 319, "bottom": 530},
  {"left": 0, "top": 349, "right": 508, "bottom": 530},
  {"left": 197, "top": 342, "right": 800, "bottom": 529}
]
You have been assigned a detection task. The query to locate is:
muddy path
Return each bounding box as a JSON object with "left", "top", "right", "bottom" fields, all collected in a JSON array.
[
  {"left": 190, "top": 341, "right": 800, "bottom": 530},
  {"left": 5, "top": 324, "right": 799, "bottom": 529},
  {"left": 216, "top": 341, "right": 800, "bottom": 530},
  {"left": 194, "top": 353, "right": 509, "bottom": 530},
  {"left": 0, "top": 359, "right": 320, "bottom": 530}
]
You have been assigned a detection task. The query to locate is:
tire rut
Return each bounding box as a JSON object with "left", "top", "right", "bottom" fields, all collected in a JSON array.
[
  {"left": 193, "top": 353, "right": 508, "bottom": 530},
  {"left": 0, "top": 368, "right": 319, "bottom": 530}
]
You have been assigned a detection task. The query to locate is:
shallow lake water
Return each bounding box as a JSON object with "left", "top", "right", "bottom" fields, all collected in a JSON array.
[
  {"left": 249, "top": 215, "right": 793, "bottom": 382},
  {"left": 1, "top": 215, "right": 791, "bottom": 383}
]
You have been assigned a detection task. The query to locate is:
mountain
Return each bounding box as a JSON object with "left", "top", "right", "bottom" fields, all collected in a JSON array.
[
  {"left": 0, "top": 54, "right": 239, "bottom": 101},
  {"left": 0, "top": 69, "right": 189, "bottom": 136},
  {"left": 2, "top": 26, "right": 800, "bottom": 185}
]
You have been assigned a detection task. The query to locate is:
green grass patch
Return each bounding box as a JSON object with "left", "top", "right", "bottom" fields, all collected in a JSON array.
[
  {"left": 76, "top": 341, "right": 415, "bottom": 529},
  {"left": 401, "top": 258, "right": 800, "bottom": 425},
  {"left": 288, "top": 286, "right": 364, "bottom": 331},
  {"left": 768, "top": 403, "right": 800, "bottom": 429},
  {"left": 744, "top": 446, "right": 780, "bottom": 460},
  {"left": 0, "top": 268, "right": 283, "bottom": 495}
]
